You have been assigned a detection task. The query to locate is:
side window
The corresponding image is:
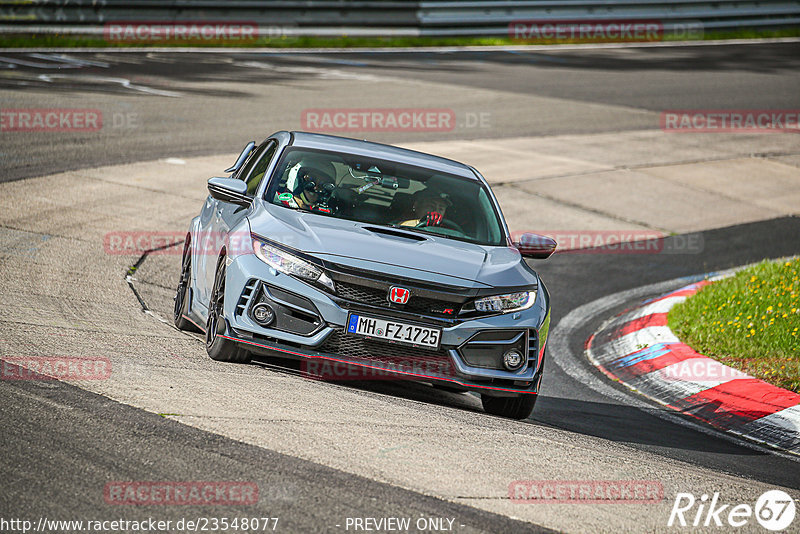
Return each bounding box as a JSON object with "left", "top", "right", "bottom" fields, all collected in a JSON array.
[{"left": 244, "top": 141, "right": 277, "bottom": 196}]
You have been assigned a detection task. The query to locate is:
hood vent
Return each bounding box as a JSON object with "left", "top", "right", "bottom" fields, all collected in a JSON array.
[{"left": 363, "top": 226, "right": 427, "bottom": 241}]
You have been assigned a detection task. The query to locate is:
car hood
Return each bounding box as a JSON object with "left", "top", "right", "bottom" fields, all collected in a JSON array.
[{"left": 249, "top": 201, "right": 539, "bottom": 289}]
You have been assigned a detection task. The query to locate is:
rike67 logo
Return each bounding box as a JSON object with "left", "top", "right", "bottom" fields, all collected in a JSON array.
[{"left": 668, "top": 490, "right": 795, "bottom": 531}]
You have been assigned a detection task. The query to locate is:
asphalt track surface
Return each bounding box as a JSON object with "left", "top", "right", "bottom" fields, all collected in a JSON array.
[
  {"left": 1, "top": 42, "right": 799, "bottom": 533},
  {"left": 2, "top": 41, "right": 799, "bottom": 182}
]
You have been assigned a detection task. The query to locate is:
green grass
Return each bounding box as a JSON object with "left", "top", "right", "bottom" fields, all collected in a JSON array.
[
  {"left": 1, "top": 27, "right": 799, "bottom": 49},
  {"left": 668, "top": 258, "right": 800, "bottom": 393}
]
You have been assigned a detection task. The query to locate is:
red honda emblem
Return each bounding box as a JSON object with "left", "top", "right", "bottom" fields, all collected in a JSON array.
[{"left": 388, "top": 286, "right": 411, "bottom": 304}]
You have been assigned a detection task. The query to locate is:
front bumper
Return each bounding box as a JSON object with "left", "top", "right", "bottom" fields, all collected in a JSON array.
[{"left": 206, "top": 253, "right": 550, "bottom": 396}]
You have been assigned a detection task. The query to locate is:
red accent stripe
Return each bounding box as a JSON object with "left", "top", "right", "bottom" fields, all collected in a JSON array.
[
  {"left": 607, "top": 281, "right": 714, "bottom": 341},
  {"left": 616, "top": 312, "right": 668, "bottom": 337},
  {"left": 643, "top": 281, "right": 711, "bottom": 305},
  {"left": 645, "top": 288, "right": 697, "bottom": 305},
  {"left": 538, "top": 338, "right": 547, "bottom": 368},
  {"left": 183, "top": 314, "right": 206, "bottom": 333},
  {"left": 220, "top": 335, "right": 537, "bottom": 395},
  {"left": 642, "top": 344, "right": 705, "bottom": 372},
  {"left": 677, "top": 379, "right": 800, "bottom": 423}
]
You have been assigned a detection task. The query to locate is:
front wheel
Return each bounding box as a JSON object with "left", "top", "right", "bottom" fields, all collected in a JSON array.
[
  {"left": 206, "top": 256, "right": 250, "bottom": 364},
  {"left": 481, "top": 394, "right": 537, "bottom": 420}
]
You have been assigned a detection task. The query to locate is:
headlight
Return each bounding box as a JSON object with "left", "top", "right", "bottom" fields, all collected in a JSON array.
[
  {"left": 252, "top": 238, "right": 334, "bottom": 291},
  {"left": 473, "top": 290, "right": 536, "bottom": 313}
]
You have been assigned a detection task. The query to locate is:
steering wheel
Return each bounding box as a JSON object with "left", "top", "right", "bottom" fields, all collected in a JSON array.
[{"left": 415, "top": 217, "right": 465, "bottom": 233}]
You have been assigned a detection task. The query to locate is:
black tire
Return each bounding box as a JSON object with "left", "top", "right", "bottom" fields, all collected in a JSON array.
[
  {"left": 481, "top": 394, "right": 537, "bottom": 420},
  {"left": 206, "top": 255, "right": 251, "bottom": 364},
  {"left": 174, "top": 237, "right": 199, "bottom": 332}
]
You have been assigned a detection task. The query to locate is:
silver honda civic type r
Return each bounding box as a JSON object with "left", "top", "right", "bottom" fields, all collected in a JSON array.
[{"left": 175, "top": 131, "right": 556, "bottom": 419}]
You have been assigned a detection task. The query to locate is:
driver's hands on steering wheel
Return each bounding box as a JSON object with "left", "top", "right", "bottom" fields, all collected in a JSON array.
[{"left": 423, "top": 211, "right": 443, "bottom": 226}]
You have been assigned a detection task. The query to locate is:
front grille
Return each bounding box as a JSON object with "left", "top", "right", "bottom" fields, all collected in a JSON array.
[
  {"left": 335, "top": 281, "right": 461, "bottom": 317},
  {"left": 319, "top": 328, "right": 455, "bottom": 377},
  {"left": 335, "top": 282, "right": 385, "bottom": 305}
]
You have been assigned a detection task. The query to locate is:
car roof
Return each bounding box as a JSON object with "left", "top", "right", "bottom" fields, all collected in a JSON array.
[{"left": 287, "top": 131, "right": 479, "bottom": 180}]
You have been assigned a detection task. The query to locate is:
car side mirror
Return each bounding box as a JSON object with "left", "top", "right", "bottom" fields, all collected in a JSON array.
[
  {"left": 225, "top": 141, "right": 256, "bottom": 174},
  {"left": 208, "top": 177, "right": 251, "bottom": 208},
  {"left": 515, "top": 233, "right": 557, "bottom": 259}
]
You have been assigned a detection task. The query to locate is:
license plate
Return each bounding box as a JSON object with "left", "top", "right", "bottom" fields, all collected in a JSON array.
[{"left": 346, "top": 313, "right": 441, "bottom": 349}]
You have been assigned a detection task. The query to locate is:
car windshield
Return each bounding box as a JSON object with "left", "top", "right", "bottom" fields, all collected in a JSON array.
[{"left": 265, "top": 147, "right": 505, "bottom": 246}]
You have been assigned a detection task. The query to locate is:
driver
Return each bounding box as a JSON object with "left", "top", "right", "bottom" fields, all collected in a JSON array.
[
  {"left": 277, "top": 166, "right": 336, "bottom": 213},
  {"left": 397, "top": 188, "right": 452, "bottom": 228}
]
